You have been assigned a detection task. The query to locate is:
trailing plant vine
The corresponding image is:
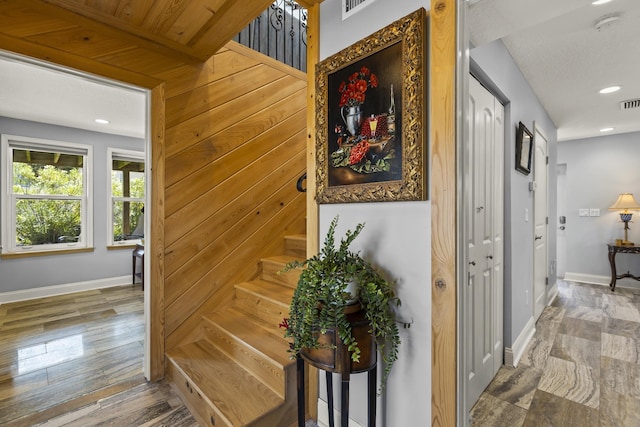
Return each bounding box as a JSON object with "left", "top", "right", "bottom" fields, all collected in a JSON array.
[{"left": 281, "top": 215, "right": 401, "bottom": 392}]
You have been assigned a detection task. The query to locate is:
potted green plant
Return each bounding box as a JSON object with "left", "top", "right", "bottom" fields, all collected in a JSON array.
[{"left": 280, "top": 215, "right": 401, "bottom": 392}]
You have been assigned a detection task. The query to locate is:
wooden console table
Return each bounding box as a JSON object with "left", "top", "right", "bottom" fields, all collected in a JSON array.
[
  {"left": 296, "top": 307, "right": 377, "bottom": 427},
  {"left": 607, "top": 244, "right": 640, "bottom": 291}
]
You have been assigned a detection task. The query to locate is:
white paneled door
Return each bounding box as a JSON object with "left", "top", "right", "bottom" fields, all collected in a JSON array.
[
  {"left": 533, "top": 126, "right": 549, "bottom": 320},
  {"left": 465, "top": 76, "right": 504, "bottom": 414}
]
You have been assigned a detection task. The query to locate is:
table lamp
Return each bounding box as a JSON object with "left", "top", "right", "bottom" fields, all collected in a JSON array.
[{"left": 609, "top": 193, "right": 640, "bottom": 246}]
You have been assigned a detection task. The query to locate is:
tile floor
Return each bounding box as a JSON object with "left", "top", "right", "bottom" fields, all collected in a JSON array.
[{"left": 470, "top": 280, "right": 640, "bottom": 426}]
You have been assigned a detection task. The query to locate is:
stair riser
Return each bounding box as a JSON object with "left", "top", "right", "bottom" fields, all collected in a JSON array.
[
  {"left": 202, "top": 322, "right": 286, "bottom": 398},
  {"left": 284, "top": 236, "right": 306, "bottom": 258},
  {"left": 234, "top": 287, "right": 291, "bottom": 326},
  {"left": 261, "top": 259, "right": 300, "bottom": 288},
  {"left": 167, "top": 359, "right": 232, "bottom": 427}
]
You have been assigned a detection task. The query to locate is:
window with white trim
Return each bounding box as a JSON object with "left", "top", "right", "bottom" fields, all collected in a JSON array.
[
  {"left": 108, "top": 148, "right": 145, "bottom": 246},
  {"left": 1, "top": 135, "right": 93, "bottom": 254}
]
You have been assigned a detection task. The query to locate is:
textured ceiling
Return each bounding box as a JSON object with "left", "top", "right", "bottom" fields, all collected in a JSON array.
[{"left": 469, "top": 0, "right": 640, "bottom": 141}]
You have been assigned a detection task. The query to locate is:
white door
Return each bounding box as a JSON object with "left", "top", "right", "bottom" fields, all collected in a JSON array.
[
  {"left": 533, "top": 126, "right": 548, "bottom": 320},
  {"left": 465, "top": 76, "right": 504, "bottom": 411}
]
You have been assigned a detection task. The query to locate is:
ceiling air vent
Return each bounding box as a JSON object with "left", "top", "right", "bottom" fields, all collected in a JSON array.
[{"left": 620, "top": 99, "right": 640, "bottom": 110}]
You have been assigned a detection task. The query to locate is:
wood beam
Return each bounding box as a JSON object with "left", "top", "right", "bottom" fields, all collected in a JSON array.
[
  {"left": 430, "top": 0, "right": 457, "bottom": 426},
  {"left": 295, "top": 0, "right": 324, "bottom": 9},
  {"left": 149, "top": 83, "right": 166, "bottom": 381},
  {"left": 187, "top": 0, "right": 272, "bottom": 59},
  {"left": 305, "top": 3, "right": 320, "bottom": 421}
]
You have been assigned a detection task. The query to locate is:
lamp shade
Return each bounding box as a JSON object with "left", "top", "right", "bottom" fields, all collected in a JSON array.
[{"left": 609, "top": 193, "right": 640, "bottom": 212}]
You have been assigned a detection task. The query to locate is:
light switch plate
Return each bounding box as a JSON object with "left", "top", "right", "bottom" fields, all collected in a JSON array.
[
  {"left": 590, "top": 208, "right": 600, "bottom": 217},
  {"left": 579, "top": 209, "right": 590, "bottom": 217}
]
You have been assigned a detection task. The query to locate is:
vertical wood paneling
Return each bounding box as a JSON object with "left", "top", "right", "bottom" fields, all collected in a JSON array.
[
  {"left": 430, "top": 0, "right": 458, "bottom": 426},
  {"left": 0, "top": 1, "right": 308, "bottom": 383}
]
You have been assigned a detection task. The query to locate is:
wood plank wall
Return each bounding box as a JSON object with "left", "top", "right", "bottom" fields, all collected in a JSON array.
[
  {"left": 162, "top": 43, "right": 307, "bottom": 349},
  {"left": 0, "top": 0, "right": 307, "bottom": 374}
]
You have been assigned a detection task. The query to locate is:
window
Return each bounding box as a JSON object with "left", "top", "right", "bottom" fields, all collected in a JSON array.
[
  {"left": 108, "top": 148, "right": 144, "bottom": 246},
  {"left": 1, "top": 135, "right": 93, "bottom": 254}
]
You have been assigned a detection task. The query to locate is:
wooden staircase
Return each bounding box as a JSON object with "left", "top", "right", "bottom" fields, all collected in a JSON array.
[{"left": 167, "top": 234, "right": 306, "bottom": 427}]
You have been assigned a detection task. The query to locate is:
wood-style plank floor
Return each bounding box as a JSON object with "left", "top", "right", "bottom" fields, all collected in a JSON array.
[{"left": 0, "top": 285, "right": 197, "bottom": 427}]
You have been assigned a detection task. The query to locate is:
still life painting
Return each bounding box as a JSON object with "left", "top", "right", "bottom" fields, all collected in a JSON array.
[{"left": 315, "top": 8, "right": 427, "bottom": 203}]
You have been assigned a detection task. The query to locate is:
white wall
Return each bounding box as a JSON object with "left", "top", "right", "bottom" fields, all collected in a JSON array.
[
  {"left": 319, "top": 1, "right": 431, "bottom": 426},
  {"left": 0, "top": 116, "right": 144, "bottom": 296},
  {"left": 470, "top": 40, "right": 558, "bottom": 348},
  {"left": 558, "top": 131, "right": 640, "bottom": 287}
]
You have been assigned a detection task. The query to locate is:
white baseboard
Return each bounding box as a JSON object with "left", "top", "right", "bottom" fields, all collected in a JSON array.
[
  {"left": 317, "top": 399, "right": 364, "bottom": 427},
  {"left": 563, "top": 272, "right": 609, "bottom": 286},
  {"left": 504, "top": 316, "right": 535, "bottom": 368},
  {"left": 547, "top": 282, "right": 558, "bottom": 305},
  {"left": 563, "top": 272, "right": 640, "bottom": 290},
  {"left": 0, "top": 275, "right": 131, "bottom": 304}
]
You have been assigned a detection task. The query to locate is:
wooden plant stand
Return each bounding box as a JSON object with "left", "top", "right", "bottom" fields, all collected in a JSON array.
[{"left": 296, "top": 306, "right": 377, "bottom": 427}]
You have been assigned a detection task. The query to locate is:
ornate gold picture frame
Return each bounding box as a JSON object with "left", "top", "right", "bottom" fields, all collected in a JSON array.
[{"left": 316, "top": 8, "right": 427, "bottom": 204}]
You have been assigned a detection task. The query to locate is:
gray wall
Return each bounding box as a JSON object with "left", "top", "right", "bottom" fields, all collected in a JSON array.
[
  {"left": 558, "top": 131, "right": 640, "bottom": 282},
  {"left": 471, "top": 40, "right": 558, "bottom": 347},
  {"left": 0, "top": 116, "right": 144, "bottom": 293},
  {"left": 319, "top": 1, "right": 431, "bottom": 425}
]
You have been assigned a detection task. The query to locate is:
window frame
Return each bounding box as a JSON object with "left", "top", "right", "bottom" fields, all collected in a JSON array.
[
  {"left": 1, "top": 134, "right": 93, "bottom": 255},
  {"left": 107, "top": 147, "right": 145, "bottom": 247}
]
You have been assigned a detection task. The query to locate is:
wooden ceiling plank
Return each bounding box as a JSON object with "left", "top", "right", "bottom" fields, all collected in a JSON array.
[
  {"left": 141, "top": 0, "right": 192, "bottom": 35},
  {"left": 0, "top": 2, "right": 78, "bottom": 38},
  {"left": 22, "top": 0, "right": 206, "bottom": 63},
  {"left": 26, "top": 27, "right": 135, "bottom": 59},
  {"left": 166, "top": 0, "right": 227, "bottom": 44},
  {"left": 115, "top": 0, "right": 157, "bottom": 25},
  {"left": 0, "top": 31, "right": 162, "bottom": 88},
  {"left": 93, "top": 46, "right": 187, "bottom": 77}
]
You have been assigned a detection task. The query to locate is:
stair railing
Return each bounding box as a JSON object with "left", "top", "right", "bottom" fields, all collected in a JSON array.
[{"left": 233, "top": 1, "right": 307, "bottom": 72}]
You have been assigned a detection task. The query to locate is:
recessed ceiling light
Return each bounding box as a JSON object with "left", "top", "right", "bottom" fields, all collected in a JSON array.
[
  {"left": 600, "top": 127, "right": 614, "bottom": 132},
  {"left": 94, "top": 118, "right": 110, "bottom": 124},
  {"left": 599, "top": 85, "right": 621, "bottom": 94},
  {"left": 592, "top": 0, "right": 612, "bottom": 5}
]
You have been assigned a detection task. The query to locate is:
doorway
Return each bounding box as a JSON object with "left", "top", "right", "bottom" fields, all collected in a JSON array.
[{"left": 0, "top": 52, "right": 152, "bottom": 379}]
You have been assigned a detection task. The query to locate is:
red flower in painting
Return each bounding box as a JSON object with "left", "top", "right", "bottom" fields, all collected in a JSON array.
[{"left": 338, "top": 66, "right": 378, "bottom": 108}]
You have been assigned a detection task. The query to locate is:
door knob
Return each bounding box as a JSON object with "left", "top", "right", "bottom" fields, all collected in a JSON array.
[
  {"left": 535, "top": 235, "right": 543, "bottom": 240},
  {"left": 486, "top": 255, "right": 493, "bottom": 259},
  {"left": 559, "top": 226, "right": 565, "bottom": 230},
  {"left": 469, "top": 261, "right": 476, "bottom": 266}
]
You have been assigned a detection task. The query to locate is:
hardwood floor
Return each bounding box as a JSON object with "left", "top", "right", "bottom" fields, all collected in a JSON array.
[
  {"left": 471, "top": 280, "right": 640, "bottom": 426},
  {"left": 0, "top": 285, "right": 197, "bottom": 427}
]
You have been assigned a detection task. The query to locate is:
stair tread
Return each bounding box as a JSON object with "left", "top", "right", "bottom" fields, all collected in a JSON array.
[
  {"left": 235, "top": 279, "right": 295, "bottom": 306},
  {"left": 204, "top": 306, "right": 294, "bottom": 367},
  {"left": 168, "top": 340, "right": 283, "bottom": 426},
  {"left": 285, "top": 234, "right": 306, "bottom": 241},
  {"left": 262, "top": 254, "right": 305, "bottom": 264}
]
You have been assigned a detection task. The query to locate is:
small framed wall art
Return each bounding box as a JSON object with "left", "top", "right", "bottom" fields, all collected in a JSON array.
[{"left": 515, "top": 121, "right": 533, "bottom": 175}]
